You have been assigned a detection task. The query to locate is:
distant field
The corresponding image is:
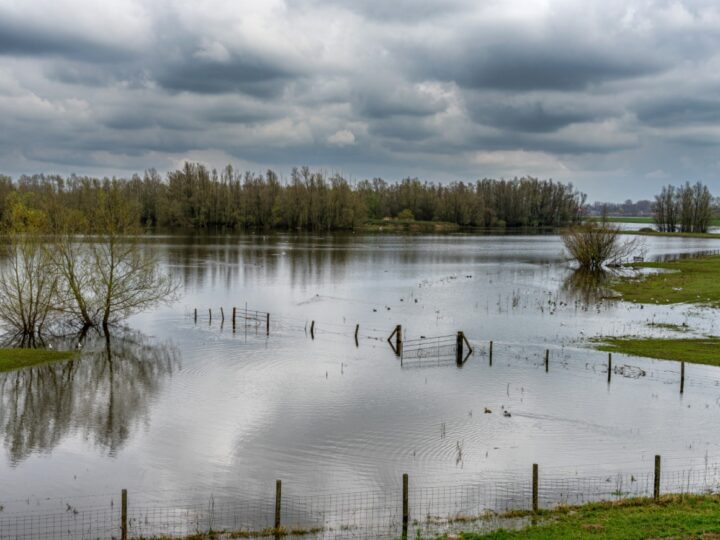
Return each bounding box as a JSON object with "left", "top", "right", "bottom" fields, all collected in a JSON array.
[{"left": 604, "top": 216, "right": 720, "bottom": 226}]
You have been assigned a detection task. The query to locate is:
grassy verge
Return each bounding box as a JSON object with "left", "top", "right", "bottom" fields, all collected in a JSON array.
[
  {"left": 619, "top": 229, "right": 720, "bottom": 239},
  {"left": 455, "top": 494, "right": 720, "bottom": 539},
  {"left": 594, "top": 337, "right": 720, "bottom": 366},
  {"left": 611, "top": 254, "right": 720, "bottom": 307},
  {"left": 360, "top": 219, "right": 460, "bottom": 233},
  {"left": 604, "top": 216, "right": 720, "bottom": 226},
  {"left": 0, "top": 348, "right": 76, "bottom": 372}
]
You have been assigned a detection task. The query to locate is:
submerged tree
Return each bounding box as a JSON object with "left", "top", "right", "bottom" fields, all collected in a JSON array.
[
  {"left": 0, "top": 234, "right": 58, "bottom": 346},
  {"left": 561, "top": 223, "right": 639, "bottom": 271}
]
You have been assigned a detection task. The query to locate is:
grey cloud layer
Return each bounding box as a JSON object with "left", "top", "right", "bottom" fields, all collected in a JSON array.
[{"left": 1, "top": 0, "right": 720, "bottom": 199}]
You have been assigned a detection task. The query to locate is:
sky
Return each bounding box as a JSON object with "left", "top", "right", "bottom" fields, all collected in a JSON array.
[{"left": 1, "top": 0, "right": 720, "bottom": 201}]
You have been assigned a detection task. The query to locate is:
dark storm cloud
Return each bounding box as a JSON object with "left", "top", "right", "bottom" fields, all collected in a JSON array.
[
  {"left": 2, "top": 0, "right": 720, "bottom": 199},
  {"left": 155, "top": 55, "right": 298, "bottom": 96},
  {"left": 0, "top": 17, "right": 132, "bottom": 62}
]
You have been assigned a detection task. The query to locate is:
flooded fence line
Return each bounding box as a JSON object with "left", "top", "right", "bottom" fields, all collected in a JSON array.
[
  {"left": 3, "top": 453, "right": 718, "bottom": 540},
  {"left": 189, "top": 307, "right": 695, "bottom": 393}
]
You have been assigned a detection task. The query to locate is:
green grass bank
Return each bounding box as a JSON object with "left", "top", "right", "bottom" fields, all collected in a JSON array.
[
  {"left": 611, "top": 254, "right": 720, "bottom": 307},
  {"left": 0, "top": 348, "right": 76, "bottom": 372},
  {"left": 594, "top": 337, "right": 720, "bottom": 367},
  {"left": 453, "top": 494, "right": 720, "bottom": 539}
]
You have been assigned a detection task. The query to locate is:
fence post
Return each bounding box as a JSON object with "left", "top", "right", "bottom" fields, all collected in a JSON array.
[
  {"left": 232, "top": 307, "right": 236, "bottom": 331},
  {"left": 532, "top": 464, "right": 539, "bottom": 513},
  {"left": 355, "top": 324, "right": 359, "bottom": 347},
  {"left": 489, "top": 340, "right": 493, "bottom": 366},
  {"left": 121, "top": 489, "right": 127, "bottom": 540},
  {"left": 310, "top": 320, "right": 315, "bottom": 339},
  {"left": 456, "top": 331, "right": 464, "bottom": 365},
  {"left": 402, "top": 473, "right": 409, "bottom": 537},
  {"left": 275, "top": 479, "right": 282, "bottom": 530},
  {"left": 544, "top": 350, "right": 549, "bottom": 372},
  {"left": 194, "top": 308, "right": 197, "bottom": 324},
  {"left": 607, "top": 353, "right": 612, "bottom": 383},
  {"left": 396, "top": 324, "right": 402, "bottom": 354},
  {"left": 266, "top": 313, "right": 270, "bottom": 336},
  {"left": 654, "top": 455, "right": 661, "bottom": 501},
  {"left": 208, "top": 308, "right": 212, "bottom": 324},
  {"left": 220, "top": 307, "right": 225, "bottom": 322},
  {"left": 680, "top": 361, "right": 685, "bottom": 394}
]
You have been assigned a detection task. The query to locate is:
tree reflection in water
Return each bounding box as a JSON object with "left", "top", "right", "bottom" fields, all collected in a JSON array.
[
  {"left": 0, "top": 329, "right": 179, "bottom": 464},
  {"left": 561, "top": 268, "right": 619, "bottom": 306}
]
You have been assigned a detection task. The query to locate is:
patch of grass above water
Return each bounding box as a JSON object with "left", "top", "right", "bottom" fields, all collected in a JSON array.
[
  {"left": 594, "top": 337, "right": 720, "bottom": 366},
  {"left": 611, "top": 254, "right": 720, "bottom": 307},
  {"left": 455, "top": 494, "right": 720, "bottom": 539},
  {"left": 0, "top": 348, "right": 76, "bottom": 372}
]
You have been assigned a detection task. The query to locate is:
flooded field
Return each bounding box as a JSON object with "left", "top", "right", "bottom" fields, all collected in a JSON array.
[{"left": 1, "top": 233, "right": 720, "bottom": 528}]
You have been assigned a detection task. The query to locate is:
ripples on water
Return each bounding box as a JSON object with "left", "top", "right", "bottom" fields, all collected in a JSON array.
[{"left": 1, "top": 233, "right": 720, "bottom": 515}]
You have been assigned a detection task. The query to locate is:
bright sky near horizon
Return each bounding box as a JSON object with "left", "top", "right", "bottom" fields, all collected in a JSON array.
[{"left": 1, "top": 0, "right": 720, "bottom": 200}]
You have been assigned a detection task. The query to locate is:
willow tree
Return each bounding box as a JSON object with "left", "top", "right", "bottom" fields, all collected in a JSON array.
[{"left": 51, "top": 185, "right": 178, "bottom": 331}]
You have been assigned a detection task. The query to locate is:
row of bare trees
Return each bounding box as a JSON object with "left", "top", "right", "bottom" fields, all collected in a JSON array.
[
  {"left": 0, "top": 186, "right": 178, "bottom": 346},
  {"left": 653, "top": 182, "right": 714, "bottom": 233},
  {"left": 0, "top": 164, "right": 585, "bottom": 231}
]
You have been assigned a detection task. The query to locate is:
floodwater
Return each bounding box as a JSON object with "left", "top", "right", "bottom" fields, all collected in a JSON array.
[{"left": 2, "top": 233, "right": 720, "bottom": 523}]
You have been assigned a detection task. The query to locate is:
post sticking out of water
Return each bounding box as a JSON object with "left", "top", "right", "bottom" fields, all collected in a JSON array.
[
  {"left": 532, "top": 464, "right": 539, "bottom": 513},
  {"left": 232, "top": 307, "right": 236, "bottom": 331},
  {"left": 545, "top": 350, "right": 549, "bottom": 372},
  {"left": 607, "top": 353, "right": 612, "bottom": 383},
  {"left": 208, "top": 308, "right": 212, "bottom": 324},
  {"left": 654, "top": 455, "right": 661, "bottom": 500},
  {"left": 310, "top": 320, "right": 315, "bottom": 339},
  {"left": 194, "top": 308, "right": 197, "bottom": 324},
  {"left": 220, "top": 307, "right": 224, "bottom": 322},
  {"left": 456, "top": 331, "right": 464, "bottom": 365},
  {"left": 396, "top": 324, "right": 402, "bottom": 353},
  {"left": 266, "top": 313, "right": 270, "bottom": 336},
  {"left": 402, "top": 473, "right": 409, "bottom": 538},
  {"left": 275, "top": 480, "right": 282, "bottom": 530},
  {"left": 489, "top": 340, "right": 493, "bottom": 366},
  {"left": 355, "top": 324, "right": 359, "bottom": 347},
  {"left": 680, "top": 361, "right": 685, "bottom": 394},
  {"left": 121, "top": 489, "right": 128, "bottom": 540}
]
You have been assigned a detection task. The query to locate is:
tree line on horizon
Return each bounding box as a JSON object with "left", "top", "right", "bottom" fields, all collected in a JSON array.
[{"left": 0, "top": 163, "right": 585, "bottom": 232}]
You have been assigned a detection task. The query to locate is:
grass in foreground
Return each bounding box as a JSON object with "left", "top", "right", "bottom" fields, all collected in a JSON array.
[
  {"left": 455, "top": 494, "right": 720, "bottom": 539},
  {"left": 0, "top": 348, "right": 76, "bottom": 372},
  {"left": 611, "top": 254, "right": 720, "bottom": 307},
  {"left": 594, "top": 337, "right": 720, "bottom": 366}
]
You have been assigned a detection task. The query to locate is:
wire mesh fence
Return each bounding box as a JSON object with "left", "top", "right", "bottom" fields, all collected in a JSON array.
[{"left": 3, "top": 458, "right": 720, "bottom": 540}]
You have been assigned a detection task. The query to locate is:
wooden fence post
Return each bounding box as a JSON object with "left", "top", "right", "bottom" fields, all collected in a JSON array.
[
  {"left": 680, "top": 361, "right": 685, "bottom": 394},
  {"left": 402, "top": 473, "right": 409, "bottom": 537},
  {"left": 232, "top": 307, "right": 236, "bottom": 331},
  {"left": 121, "top": 489, "right": 127, "bottom": 540},
  {"left": 456, "top": 331, "right": 464, "bottom": 365},
  {"left": 266, "top": 313, "right": 270, "bottom": 336},
  {"left": 310, "top": 320, "right": 315, "bottom": 339},
  {"left": 354, "top": 324, "right": 359, "bottom": 347},
  {"left": 194, "top": 308, "right": 197, "bottom": 324},
  {"left": 396, "top": 324, "right": 402, "bottom": 354},
  {"left": 275, "top": 480, "right": 282, "bottom": 530},
  {"left": 544, "top": 350, "right": 549, "bottom": 372},
  {"left": 489, "top": 340, "right": 493, "bottom": 366},
  {"left": 532, "top": 464, "right": 539, "bottom": 513},
  {"left": 220, "top": 307, "right": 224, "bottom": 322},
  {"left": 654, "top": 455, "right": 661, "bottom": 501},
  {"left": 208, "top": 308, "right": 212, "bottom": 324},
  {"left": 607, "top": 353, "right": 612, "bottom": 383}
]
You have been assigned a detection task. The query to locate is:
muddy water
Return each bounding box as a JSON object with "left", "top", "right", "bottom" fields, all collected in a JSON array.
[{"left": 1, "top": 233, "right": 720, "bottom": 516}]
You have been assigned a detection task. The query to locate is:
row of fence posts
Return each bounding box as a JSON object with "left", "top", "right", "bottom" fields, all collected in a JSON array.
[
  {"left": 194, "top": 307, "right": 270, "bottom": 336},
  {"left": 191, "top": 311, "right": 689, "bottom": 391},
  {"left": 116, "top": 456, "right": 667, "bottom": 539}
]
